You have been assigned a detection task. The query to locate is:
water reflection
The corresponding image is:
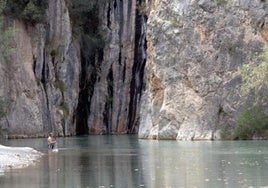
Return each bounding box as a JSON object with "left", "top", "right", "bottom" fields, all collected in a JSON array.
[
  {"left": 1, "top": 136, "right": 268, "bottom": 188},
  {"left": 138, "top": 140, "right": 268, "bottom": 188}
]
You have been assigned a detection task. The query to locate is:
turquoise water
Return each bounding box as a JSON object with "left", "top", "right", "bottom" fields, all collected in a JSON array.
[{"left": 1, "top": 135, "right": 268, "bottom": 188}]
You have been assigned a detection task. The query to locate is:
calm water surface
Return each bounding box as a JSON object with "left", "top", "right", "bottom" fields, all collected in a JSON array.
[{"left": 0, "top": 135, "right": 268, "bottom": 188}]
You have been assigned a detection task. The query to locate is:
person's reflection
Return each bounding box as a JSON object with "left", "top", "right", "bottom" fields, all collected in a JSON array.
[{"left": 48, "top": 151, "right": 58, "bottom": 187}]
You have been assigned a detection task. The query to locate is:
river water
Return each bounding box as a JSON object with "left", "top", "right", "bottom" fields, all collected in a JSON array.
[{"left": 0, "top": 135, "right": 268, "bottom": 188}]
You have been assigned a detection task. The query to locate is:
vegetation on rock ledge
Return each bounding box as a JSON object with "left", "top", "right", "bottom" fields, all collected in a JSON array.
[
  {"left": 241, "top": 46, "right": 268, "bottom": 99},
  {"left": 235, "top": 46, "right": 268, "bottom": 140},
  {"left": 234, "top": 105, "right": 268, "bottom": 140},
  {"left": 68, "top": 0, "right": 107, "bottom": 59},
  {"left": 0, "top": 0, "right": 16, "bottom": 59},
  {"left": 2, "top": 0, "right": 48, "bottom": 25}
]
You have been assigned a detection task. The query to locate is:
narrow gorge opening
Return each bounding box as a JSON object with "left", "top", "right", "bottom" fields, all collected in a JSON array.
[
  {"left": 75, "top": 0, "right": 147, "bottom": 135},
  {"left": 127, "top": 0, "right": 147, "bottom": 133},
  {"left": 70, "top": 0, "right": 103, "bottom": 135}
]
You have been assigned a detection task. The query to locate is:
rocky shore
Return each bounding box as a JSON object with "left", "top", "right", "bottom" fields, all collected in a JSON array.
[{"left": 0, "top": 145, "right": 42, "bottom": 175}]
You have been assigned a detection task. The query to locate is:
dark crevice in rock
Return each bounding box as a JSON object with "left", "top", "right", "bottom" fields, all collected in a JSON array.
[
  {"left": 61, "top": 119, "right": 66, "bottom": 137},
  {"left": 41, "top": 48, "right": 47, "bottom": 84},
  {"left": 40, "top": 51, "right": 53, "bottom": 133},
  {"left": 107, "top": 1, "right": 111, "bottom": 29},
  {"left": 113, "top": 0, "right": 117, "bottom": 9},
  {"left": 76, "top": 47, "right": 103, "bottom": 135},
  {"left": 122, "top": 60, "right": 126, "bottom": 83},
  {"left": 76, "top": 55, "right": 94, "bottom": 135},
  {"left": 118, "top": 47, "right": 122, "bottom": 65},
  {"left": 75, "top": 0, "right": 146, "bottom": 135},
  {"left": 33, "top": 56, "right": 36, "bottom": 75},
  {"left": 127, "top": 0, "right": 147, "bottom": 133},
  {"left": 103, "top": 102, "right": 110, "bottom": 134},
  {"left": 97, "top": 48, "right": 104, "bottom": 64},
  {"left": 73, "top": 0, "right": 106, "bottom": 135},
  {"left": 118, "top": 0, "right": 124, "bottom": 44},
  {"left": 103, "top": 66, "right": 114, "bottom": 134}
]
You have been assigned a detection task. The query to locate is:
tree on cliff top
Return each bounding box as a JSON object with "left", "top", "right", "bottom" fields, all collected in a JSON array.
[
  {"left": 0, "top": 0, "right": 16, "bottom": 60},
  {"left": 1, "top": 0, "right": 48, "bottom": 60},
  {"left": 2, "top": 0, "right": 48, "bottom": 25},
  {"left": 68, "top": 0, "right": 107, "bottom": 59}
]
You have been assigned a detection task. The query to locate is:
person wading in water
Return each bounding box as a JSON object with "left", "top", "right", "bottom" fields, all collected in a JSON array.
[{"left": 47, "top": 132, "right": 56, "bottom": 150}]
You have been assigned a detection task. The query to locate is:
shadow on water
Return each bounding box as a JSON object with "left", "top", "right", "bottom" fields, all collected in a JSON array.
[{"left": 1, "top": 136, "right": 268, "bottom": 188}]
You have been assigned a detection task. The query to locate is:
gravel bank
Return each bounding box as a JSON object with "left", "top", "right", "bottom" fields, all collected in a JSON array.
[{"left": 0, "top": 145, "right": 42, "bottom": 175}]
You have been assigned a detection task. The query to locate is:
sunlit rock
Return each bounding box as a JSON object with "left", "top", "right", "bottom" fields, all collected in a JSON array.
[{"left": 139, "top": 0, "right": 267, "bottom": 140}]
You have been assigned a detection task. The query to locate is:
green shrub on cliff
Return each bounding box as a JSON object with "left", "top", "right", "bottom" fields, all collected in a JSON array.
[
  {"left": 236, "top": 47, "right": 268, "bottom": 139},
  {"left": 241, "top": 46, "right": 268, "bottom": 100},
  {"left": 68, "top": 0, "right": 107, "bottom": 58},
  {"left": 215, "top": 0, "right": 227, "bottom": 6},
  {"left": 0, "top": 97, "right": 8, "bottom": 118},
  {"left": 0, "top": 97, "right": 10, "bottom": 136},
  {"left": 234, "top": 105, "right": 268, "bottom": 140},
  {"left": 0, "top": 24, "right": 15, "bottom": 59},
  {"left": 0, "top": 0, "right": 16, "bottom": 59},
  {"left": 59, "top": 102, "right": 69, "bottom": 117},
  {"left": 21, "top": 0, "right": 47, "bottom": 24},
  {"left": 137, "top": 2, "right": 148, "bottom": 15},
  {"left": 2, "top": 0, "right": 48, "bottom": 24},
  {"left": 55, "top": 79, "right": 66, "bottom": 93}
]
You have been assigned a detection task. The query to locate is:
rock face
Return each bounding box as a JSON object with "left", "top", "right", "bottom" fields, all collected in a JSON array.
[
  {"left": 0, "top": 0, "right": 146, "bottom": 137},
  {"left": 75, "top": 0, "right": 146, "bottom": 135},
  {"left": 2, "top": 0, "right": 267, "bottom": 140},
  {"left": 139, "top": 0, "right": 268, "bottom": 140},
  {"left": 0, "top": 0, "right": 80, "bottom": 137}
]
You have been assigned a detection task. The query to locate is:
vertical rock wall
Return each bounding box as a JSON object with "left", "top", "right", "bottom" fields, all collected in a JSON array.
[
  {"left": 76, "top": 0, "right": 146, "bottom": 135},
  {"left": 0, "top": 0, "right": 80, "bottom": 137},
  {"left": 139, "top": 0, "right": 268, "bottom": 140},
  {"left": 2, "top": 0, "right": 268, "bottom": 140},
  {"left": 0, "top": 0, "right": 146, "bottom": 137}
]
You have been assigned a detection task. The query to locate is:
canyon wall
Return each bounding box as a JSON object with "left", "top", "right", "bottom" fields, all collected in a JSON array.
[
  {"left": 1, "top": 0, "right": 267, "bottom": 140},
  {"left": 76, "top": 0, "right": 146, "bottom": 135},
  {"left": 139, "top": 0, "right": 268, "bottom": 140},
  {"left": 0, "top": 0, "right": 145, "bottom": 138},
  {"left": 0, "top": 0, "right": 80, "bottom": 138}
]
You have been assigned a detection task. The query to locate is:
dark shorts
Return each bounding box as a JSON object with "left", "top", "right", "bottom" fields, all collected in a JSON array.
[{"left": 48, "top": 144, "right": 55, "bottom": 150}]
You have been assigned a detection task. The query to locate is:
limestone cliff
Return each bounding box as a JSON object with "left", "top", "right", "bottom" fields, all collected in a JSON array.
[
  {"left": 1, "top": 0, "right": 267, "bottom": 140},
  {"left": 0, "top": 0, "right": 80, "bottom": 138},
  {"left": 0, "top": 0, "right": 146, "bottom": 138},
  {"left": 75, "top": 0, "right": 146, "bottom": 135},
  {"left": 139, "top": 0, "right": 268, "bottom": 140}
]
